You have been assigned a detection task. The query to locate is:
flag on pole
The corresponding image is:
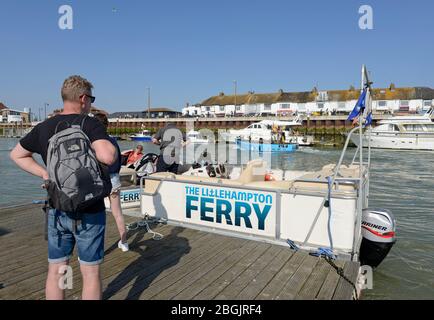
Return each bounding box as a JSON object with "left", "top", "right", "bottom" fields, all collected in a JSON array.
[
  {"left": 364, "top": 112, "right": 373, "bottom": 127},
  {"left": 348, "top": 88, "right": 367, "bottom": 121}
]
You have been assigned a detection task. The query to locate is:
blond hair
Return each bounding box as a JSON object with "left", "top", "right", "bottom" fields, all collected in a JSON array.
[{"left": 61, "top": 75, "right": 94, "bottom": 102}]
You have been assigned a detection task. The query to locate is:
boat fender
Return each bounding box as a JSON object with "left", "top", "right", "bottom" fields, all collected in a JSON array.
[{"left": 264, "top": 173, "right": 276, "bottom": 181}]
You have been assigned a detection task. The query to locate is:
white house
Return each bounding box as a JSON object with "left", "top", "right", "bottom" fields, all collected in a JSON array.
[{"left": 182, "top": 105, "right": 202, "bottom": 117}]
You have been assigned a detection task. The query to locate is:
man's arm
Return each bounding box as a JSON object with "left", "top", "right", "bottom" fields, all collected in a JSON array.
[
  {"left": 10, "top": 143, "right": 49, "bottom": 180},
  {"left": 92, "top": 139, "right": 117, "bottom": 165},
  {"left": 152, "top": 129, "right": 162, "bottom": 145}
]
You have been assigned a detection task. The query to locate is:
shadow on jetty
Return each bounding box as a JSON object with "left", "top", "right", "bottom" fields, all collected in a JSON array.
[{"left": 102, "top": 225, "right": 190, "bottom": 300}]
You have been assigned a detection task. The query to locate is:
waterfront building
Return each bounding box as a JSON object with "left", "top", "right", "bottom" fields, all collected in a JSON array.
[
  {"left": 184, "top": 85, "right": 434, "bottom": 118},
  {"left": 110, "top": 107, "right": 181, "bottom": 119},
  {"left": 0, "top": 103, "right": 30, "bottom": 123}
]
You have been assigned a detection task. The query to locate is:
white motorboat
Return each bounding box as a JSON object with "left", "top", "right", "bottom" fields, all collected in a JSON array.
[
  {"left": 186, "top": 130, "right": 209, "bottom": 144},
  {"left": 350, "top": 107, "right": 434, "bottom": 150},
  {"left": 130, "top": 130, "right": 152, "bottom": 142},
  {"left": 221, "top": 117, "right": 314, "bottom": 146}
]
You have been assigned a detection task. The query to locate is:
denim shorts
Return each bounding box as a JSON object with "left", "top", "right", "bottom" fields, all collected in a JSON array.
[{"left": 47, "top": 208, "right": 106, "bottom": 265}]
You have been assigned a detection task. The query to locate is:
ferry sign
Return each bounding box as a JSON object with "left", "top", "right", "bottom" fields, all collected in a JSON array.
[
  {"left": 120, "top": 189, "right": 141, "bottom": 204},
  {"left": 184, "top": 185, "right": 276, "bottom": 237}
]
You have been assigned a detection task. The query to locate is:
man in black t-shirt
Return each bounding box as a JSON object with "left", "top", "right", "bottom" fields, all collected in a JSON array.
[{"left": 10, "top": 75, "right": 116, "bottom": 300}]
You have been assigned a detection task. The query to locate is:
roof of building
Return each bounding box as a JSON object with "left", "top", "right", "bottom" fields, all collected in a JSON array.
[
  {"left": 200, "top": 86, "right": 434, "bottom": 106},
  {"left": 0, "top": 102, "right": 7, "bottom": 110},
  {"left": 109, "top": 108, "right": 181, "bottom": 118},
  {"left": 49, "top": 106, "right": 108, "bottom": 117},
  {"left": 146, "top": 107, "right": 180, "bottom": 113}
]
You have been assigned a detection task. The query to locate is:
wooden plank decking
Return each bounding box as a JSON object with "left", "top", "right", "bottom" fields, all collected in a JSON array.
[{"left": 0, "top": 204, "right": 360, "bottom": 300}]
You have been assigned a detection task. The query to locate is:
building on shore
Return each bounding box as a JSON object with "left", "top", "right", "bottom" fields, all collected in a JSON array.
[
  {"left": 0, "top": 102, "right": 30, "bottom": 123},
  {"left": 183, "top": 85, "right": 434, "bottom": 118},
  {"left": 49, "top": 106, "right": 109, "bottom": 118},
  {"left": 109, "top": 107, "right": 181, "bottom": 119}
]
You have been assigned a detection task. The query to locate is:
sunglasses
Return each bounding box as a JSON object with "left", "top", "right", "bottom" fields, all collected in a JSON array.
[{"left": 81, "top": 94, "right": 96, "bottom": 103}]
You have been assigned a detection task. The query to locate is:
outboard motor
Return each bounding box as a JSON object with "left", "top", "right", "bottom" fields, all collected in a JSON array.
[{"left": 360, "top": 208, "right": 396, "bottom": 268}]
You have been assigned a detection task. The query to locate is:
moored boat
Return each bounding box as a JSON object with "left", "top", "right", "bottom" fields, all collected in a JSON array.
[
  {"left": 221, "top": 118, "right": 314, "bottom": 146},
  {"left": 186, "top": 130, "right": 209, "bottom": 144},
  {"left": 130, "top": 130, "right": 152, "bottom": 142},
  {"left": 236, "top": 138, "right": 298, "bottom": 152},
  {"left": 350, "top": 107, "right": 434, "bottom": 150}
]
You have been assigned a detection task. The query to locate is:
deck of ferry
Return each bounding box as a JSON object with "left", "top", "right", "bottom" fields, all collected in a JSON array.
[{"left": 0, "top": 204, "right": 360, "bottom": 300}]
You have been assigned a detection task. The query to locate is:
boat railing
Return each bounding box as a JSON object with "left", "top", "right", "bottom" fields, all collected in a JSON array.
[{"left": 299, "top": 120, "right": 370, "bottom": 256}]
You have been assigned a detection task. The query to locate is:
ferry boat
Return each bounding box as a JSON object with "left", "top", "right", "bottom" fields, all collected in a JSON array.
[
  {"left": 350, "top": 107, "right": 434, "bottom": 150},
  {"left": 137, "top": 66, "right": 394, "bottom": 269},
  {"left": 130, "top": 130, "right": 152, "bottom": 142},
  {"left": 109, "top": 66, "right": 396, "bottom": 293}
]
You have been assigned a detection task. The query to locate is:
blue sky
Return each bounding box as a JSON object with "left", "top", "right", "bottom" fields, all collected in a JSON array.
[{"left": 1, "top": 0, "right": 433, "bottom": 114}]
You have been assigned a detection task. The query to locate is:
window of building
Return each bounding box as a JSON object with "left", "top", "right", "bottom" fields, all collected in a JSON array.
[
  {"left": 280, "top": 104, "right": 290, "bottom": 109},
  {"left": 317, "top": 103, "right": 324, "bottom": 109},
  {"left": 317, "top": 91, "right": 328, "bottom": 101},
  {"left": 400, "top": 100, "right": 409, "bottom": 106},
  {"left": 338, "top": 102, "right": 346, "bottom": 110},
  {"left": 264, "top": 104, "right": 271, "bottom": 111},
  {"left": 219, "top": 106, "right": 225, "bottom": 112},
  {"left": 236, "top": 106, "right": 241, "bottom": 111},
  {"left": 378, "top": 101, "right": 387, "bottom": 107},
  {"left": 298, "top": 103, "right": 306, "bottom": 111}
]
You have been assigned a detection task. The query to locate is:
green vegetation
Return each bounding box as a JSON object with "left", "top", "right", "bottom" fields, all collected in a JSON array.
[{"left": 107, "top": 127, "right": 157, "bottom": 135}]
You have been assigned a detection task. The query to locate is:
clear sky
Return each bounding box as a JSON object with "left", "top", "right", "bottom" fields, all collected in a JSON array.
[{"left": 1, "top": 0, "right": 433, "bottom": 114}]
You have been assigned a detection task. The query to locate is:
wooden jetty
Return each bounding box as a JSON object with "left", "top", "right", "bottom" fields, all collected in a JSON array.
[{"left": 0, "top": 204, "right": 360, "bottom": 300}]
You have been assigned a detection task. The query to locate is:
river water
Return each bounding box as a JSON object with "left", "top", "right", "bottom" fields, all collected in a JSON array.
[{"left": 0, "top": 138, "right": 433, "bottom": 299}]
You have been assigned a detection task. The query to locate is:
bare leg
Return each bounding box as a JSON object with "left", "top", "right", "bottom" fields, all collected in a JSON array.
[
  {"left": 80, "top": 264, "right": 102, "bottom": 300},
  {"left": 46, "top": 261, "right": 69, "bottom": 300},
  {"left": 110, "top": 191, "right": 127, "bottom": 243}
]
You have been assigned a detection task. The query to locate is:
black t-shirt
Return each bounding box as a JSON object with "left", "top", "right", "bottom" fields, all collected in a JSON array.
[
  {"left": 108, "top": 136, "right": 121, "bottom": 174},
  {"left": 20, "top": 114, "right": 111, "bottom": 213}
]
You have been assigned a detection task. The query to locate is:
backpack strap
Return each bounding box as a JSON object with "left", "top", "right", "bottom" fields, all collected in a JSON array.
[
  {"left": 80, "top": 115, "right": 87, "bottom": 130},
  {"left": 54, "top": 120, "right": 71, "bottom": 134}
]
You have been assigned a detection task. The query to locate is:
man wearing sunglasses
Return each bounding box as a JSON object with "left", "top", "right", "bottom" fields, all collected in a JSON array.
[{"left": 10, "top": 75, "right": 116, "bottom": 300}]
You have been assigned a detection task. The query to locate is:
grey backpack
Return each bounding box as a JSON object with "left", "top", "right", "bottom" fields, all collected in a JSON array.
[{"left": 46, "top": 116, "right": 111, "bottom": 213}]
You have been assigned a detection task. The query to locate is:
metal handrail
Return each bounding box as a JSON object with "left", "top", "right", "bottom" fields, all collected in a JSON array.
[{"left": 301, "top": 125, "right": 364, "bottom": 248}]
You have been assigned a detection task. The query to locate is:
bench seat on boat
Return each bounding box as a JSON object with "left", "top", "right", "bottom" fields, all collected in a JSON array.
[
  {"left": 142, "top": 163, "right": 359, "bottom": 194},
  {"left": 289, "top": 164, "right": 360, "bottom": 192}
]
